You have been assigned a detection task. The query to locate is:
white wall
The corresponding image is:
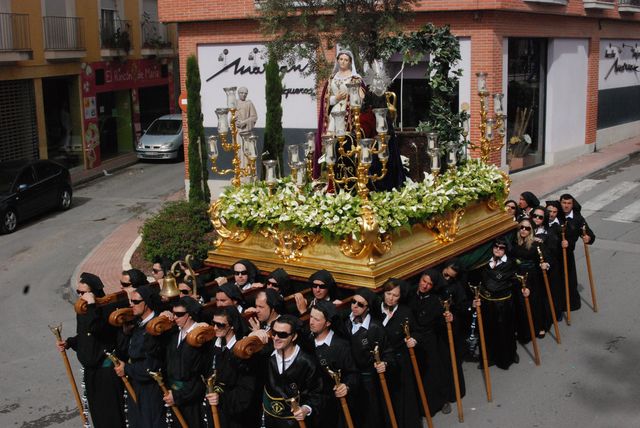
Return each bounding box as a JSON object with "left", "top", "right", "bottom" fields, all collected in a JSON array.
[{"left": 544, "top": 38, "right": 590, "bottom": 164}]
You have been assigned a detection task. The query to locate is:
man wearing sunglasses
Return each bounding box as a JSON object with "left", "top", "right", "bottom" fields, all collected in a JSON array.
[
  {"left": 249, "top": 289, "right": 285, "bottom": 332},
  {"left": 308, "top": 300, "right": 359, "bottom": 427},
  {"left": 114, "top": 285, "right": 167, "bottom": 428},
  {"left": 206, "top": 306, "right": 258, "bottom": 427},
  {"left": 157, "top": 296, "right": 210, "bottom": 428},
  {"left": 346, "top": 288, "right": 395, "bottom": 428},
  {"left": 262, "top": 315, "right": 323, "bottom": 427},
  {"left": 119, "top": 268, "right": 149, "bottom": 294},
  {"left": 56, "top": 272, "right": 126, "bottom": 427},
  {"left": 473, "top": 237, "right": 521, "bottom": 370}
]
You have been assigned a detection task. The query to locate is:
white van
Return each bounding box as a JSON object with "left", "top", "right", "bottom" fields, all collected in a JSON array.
[{"left": 136, "top": 114, "right": 184, "bottom": 160}]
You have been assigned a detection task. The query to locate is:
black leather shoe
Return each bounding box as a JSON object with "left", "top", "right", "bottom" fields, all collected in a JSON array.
[
  {"left": 441, "top": 402, "right": 452, "bottom": 414},
  {"left": 514, "top": 352, "right": 520, "bottom": 364}
]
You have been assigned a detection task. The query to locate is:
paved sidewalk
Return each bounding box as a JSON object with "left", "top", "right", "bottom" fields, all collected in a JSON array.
[{"left": 74, "top": 137, "right": 640, "bottom": 292}]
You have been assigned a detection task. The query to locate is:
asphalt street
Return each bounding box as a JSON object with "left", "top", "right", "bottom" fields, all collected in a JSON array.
[
  {"left": 0, "top": 160, "right": 185, "bottom": 428},
  {"left": 1, "top": 155, "right": 639, "bottom": 428}
]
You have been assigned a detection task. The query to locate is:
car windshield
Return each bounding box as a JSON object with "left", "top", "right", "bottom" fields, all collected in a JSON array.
[
  {"left": 0, "top": 168, "right": 19, "bottom": 193},
  {"left": 146, "top": 119, "right": 181, "bottom": 135}
]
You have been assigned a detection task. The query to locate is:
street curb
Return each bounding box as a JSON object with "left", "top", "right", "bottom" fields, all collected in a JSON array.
[
  {"left": 70, "top": 228, "right": 115, "bottom": 295},
  {"left": 123, "top": 235, "right": 142, "bottom": 271}
]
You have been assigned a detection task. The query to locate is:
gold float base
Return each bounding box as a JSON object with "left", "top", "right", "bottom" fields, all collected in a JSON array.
[{"left": 205, "top": 200, "right": 515, "bottom": 289}]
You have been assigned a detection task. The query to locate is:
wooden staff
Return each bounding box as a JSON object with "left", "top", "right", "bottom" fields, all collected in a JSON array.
[
  {"left": 561, "top": 223, "right": 571, "bottom": 325},
  {"left": 148, "top": 370, "right": 188, "bottom": 428},
  {"left": 285, "top": 396, "right": 307, "bottom": 428},
  {"left": 48, "top": 324, "right": 88, "bottom": 425},
  {"left": 401, "top": 321, "right": 433, "bottom": 428},
  {"left": 324, "top": 367, "right": 355, "bottom": 428},
  {"left": 516, "top": 274, "right": 540, "bottom": 365},
  {"left": 536, "top": 246, "right": 561, "bottom": 344},
  {"left": 372, "top": 344, "right": 398, "bottom": 428},
  {"left": 204, "top": 372, "right": 222, "bottom": 428},
  {"left": 443, "top": 300, "right": 464, "bottom": 422},
  {"left": 470, "top": 284, "right": 492, "bottom": 402},
  {"left": 104, "top": 350, "right": 137, "bottom": 403},
  {"left": 582, "top": 224, "right": 599, "bottom": 312}
]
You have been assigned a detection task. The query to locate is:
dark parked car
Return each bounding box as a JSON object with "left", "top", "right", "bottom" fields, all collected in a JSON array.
[{"left": 0, "top": 159, "right": 72, "bottom": 233}]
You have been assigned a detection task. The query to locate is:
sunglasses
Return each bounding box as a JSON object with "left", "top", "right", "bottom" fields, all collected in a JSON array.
[
  {"left": 520, "top": 225, "right": 532, "bottom": 231},
  {"left": 271, "top": 329, "right": 293, "bottom": 339},
  {"left": 494, "top": 244, "right": 507, "bottom": 250},
  {"left": 76, "top": 290, "right": 88, "bottom": 296},
  {"left": 234, "top": 270, "right": 248, "bottom": 276},
  {"left": 267, "top": 280, "right": 279, "bottom": 287},
  {"left": 212, "top": 321, "right": 228, "bottom": 329},
  {"left": 311, "top": 283, "right": 328, "bottom": 290},
  {"left": 351, "top": 300, "right": 367, "bottom": 308},
  {"left": 172, "top": 311, "right": 187, "bottom": 318},
  {"left": 152, "top": 268, "right": 162, "bottom": 273},
  {"left": 532, "top": 214, "right": 545, "bottom": 220},
  {"left": 120, "top": 281, "right": 132, "bottom": 287},
  {"left": 179, "top": 289, "right": 190, "bottom": 295},
  {"left": 506, "top": 205, "right": 516, "bottom": 210},
  {"left": 130, "top": 299, "right": 144, "bottom": 305}
]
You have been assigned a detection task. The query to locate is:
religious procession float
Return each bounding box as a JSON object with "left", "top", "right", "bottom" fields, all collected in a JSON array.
[{"left": 204, "top": 63, "right": 515, "bottom": 289}]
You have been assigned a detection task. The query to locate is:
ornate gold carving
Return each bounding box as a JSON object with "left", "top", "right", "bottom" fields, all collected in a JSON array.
[
  {"left": 486, "top": 197, "right": 500, "bottom": 211},
  {"left": 260, "top": 228, "right": 320, "bottom": 263},
  {"left": 339, "top": 205, "right": 392, "bottom": 266},
  {"left": 208, "top": 200, "right": 249, "bottom": 247},
  {"left": 425, "top": 208, "right": 466, "bottom": 244}
]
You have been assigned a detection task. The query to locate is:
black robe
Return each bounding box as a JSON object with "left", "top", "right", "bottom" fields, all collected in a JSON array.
[
  {"left": 480, "top": 258, "right": 518, "bottom": 370},
  {"left": 122, "top": 314, "right": 168, "bottom": 428},
  {"left": 542, "top": 223, "right": 565, "bottom": 321},
  {"left": 377, "top": 305, "right": 422, "bottom": 427},
  {"left": 263, "top": 347, "right": 323, "bottom": 428},
  {"left": 562, "top": 212, "right": 596, "bottom": 311},
  {"left": 511, "top": 242, "right": 552, "bottom": 342},
  {"left": 312, "top": 332, "right": 359, "bottom": 428},
  {"left": 406, "top": 291, "right": 457, "bottom": 415},
  {"left": 162, "top": 327, "right": 211, "bottom": 428},
  {"left": 345, "top": 315, "right": 396, "bottom": 428},
  {"left": 67, "top": 303, "right": 126, "bottom": 428},
  {"left": 206, "top": 341, "right": 258, "bottom": 428}
]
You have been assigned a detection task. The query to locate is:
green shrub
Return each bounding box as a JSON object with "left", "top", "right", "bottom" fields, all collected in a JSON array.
[{"left": 140, "top": 200, "right": 213, "bottom": 262}]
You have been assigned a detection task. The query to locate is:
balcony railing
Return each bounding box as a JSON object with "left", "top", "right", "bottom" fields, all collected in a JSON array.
[
  {"left": 141, "top": 20, "right": 172, "bottom": 49},
  {"left": 619, "top": 0, "right": 640, "bottom": 11},
  {"left": 0, "top": 13, "right": 31, "bottom": 52},
  {"left": 43, "top": 16, "right": 85, "bottom": 50},
  {"left": 100, "top": 19, "right": 132, "bottom": 52},
  {"left": 583, "top": 0, "right": 615, "bottom": 8}
]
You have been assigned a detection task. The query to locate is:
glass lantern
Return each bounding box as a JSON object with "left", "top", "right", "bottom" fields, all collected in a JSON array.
[
  {"left": 376, "top": 136, "right": 389, "bottom": 161},
  {"left": 430, "top": 151, "right": 441, "bottom": 172},
  {"left": 427, "top": 132, "right": 439, "bottom": 150},
  {"left": 322, "top": 136, "right": 336, "bottom": 165},
  {"left": 359, "top": 138, "right": 374, "bottom": 165},
  {"left": 373, "top": 108, "right": 388, "bottom": 134},
  {"left": 294, "top": 161, "right": 306, "bottom": 187},
  {"left": 476, "top": 72, "right": 488, "bottom": 93},
  {"left": 305, "top": 132, "right": 315, "bottom": 157},
  {"left": 486, "top": 118, "right": 495, "bottom": 140},
  {"left": 287, "top": 144, "right": 301, "bottom": 167},
  {"left": 263, "top": 159, "right": 278, "bottom": 184},
  {"left": 346, "top": 82, "right": 362, "bottom": 108},
  {"left": 447, "top": 149, "right": 457, "bottom": 167},
  {"left": 331, "top": 110, "right": 347, "bottom": 137},
  {"left": 223, "top": 87, "right": 237, "bottom": 109},
  {"left": 242, "top": 133, "right": 257, "bottom": 159},
  {"left": 208, "top": 135, "right": 219, "bottom": 159},
  {"left": 493, "top": 93, "right": 504, "bottom": 116},
  {"left": 216, "top": 108, "right": 230, "bottom": 135}
]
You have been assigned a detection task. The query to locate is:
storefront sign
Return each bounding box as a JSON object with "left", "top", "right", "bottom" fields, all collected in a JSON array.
[
  {"left": 599, "top": 39, "right": 640, "bottom": 90},
  {"left": 604, "top": 58, "right": 639, "bottom": 80},
  {"left": 197, "top": 44, "right": 317, "bottom": 129}
]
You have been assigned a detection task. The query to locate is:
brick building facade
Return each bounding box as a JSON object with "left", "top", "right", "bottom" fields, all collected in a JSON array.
[{"left": 159, "top": 0, "right": 640, "bottom": 176}]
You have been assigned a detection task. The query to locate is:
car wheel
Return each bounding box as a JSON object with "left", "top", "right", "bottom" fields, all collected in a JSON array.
[
  {"left": 59, "top": 187, "right": 73, "bottom": 210},
  {"left": 1, "top": 208, "right": 18, "bottom": 234}
]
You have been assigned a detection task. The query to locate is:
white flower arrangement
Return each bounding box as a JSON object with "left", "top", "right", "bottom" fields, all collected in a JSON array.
[{"left": 217, "top": 160, "right": 507, "bottom": 241}]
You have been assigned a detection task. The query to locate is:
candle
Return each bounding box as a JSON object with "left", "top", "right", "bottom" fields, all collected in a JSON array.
[
  {"left": 208, "top": 135, "right": 218, "bottom": 158},
  {"left": 486, "top": 118, "right": 495, "bottom": 140},
  {"left": 427, "top": 132, "right": 439, "bottom": 150}
]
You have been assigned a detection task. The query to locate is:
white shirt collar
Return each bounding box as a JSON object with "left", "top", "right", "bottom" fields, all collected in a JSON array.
[
  {"left": 177, "top": 322, "right": 197, "bottom": 347},
  {"left": 271, "top": 344, "right": 301, "bottom": 374},
  {"left": 314, "top": 330, "right": 334, "bottom": 347},
  {"left": 549, "top": 218, "right": 560, "bottom": 226},
  {"left": 381, "top": 303, "right": 398, "bottom": 327},
  {"left": 214, "top": 335, "right": 237, "bottom": 350},
  {"left": 140, "top": 311, "right": 155, "bottom": 326},
  {"left": 489, "top": 254, "right": 508, "bottom": 269},
  {"left": 566, "top": 210, "right": 574, "bottom": 219},
  {"left": 350, "top": 312, "right": 371, "bottom": 334}
]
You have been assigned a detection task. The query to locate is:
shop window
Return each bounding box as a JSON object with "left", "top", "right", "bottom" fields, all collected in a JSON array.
[{"left": 507, "top": 38, "right": 547, "bottom": 172}]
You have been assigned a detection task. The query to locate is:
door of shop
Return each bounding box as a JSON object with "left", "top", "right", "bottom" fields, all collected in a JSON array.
[
  {"left": 97, "top": 90, "right": 133, "bottom": 159},
  {"left": 506, "top": 38, "right": 547, "bottom": 172}
]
